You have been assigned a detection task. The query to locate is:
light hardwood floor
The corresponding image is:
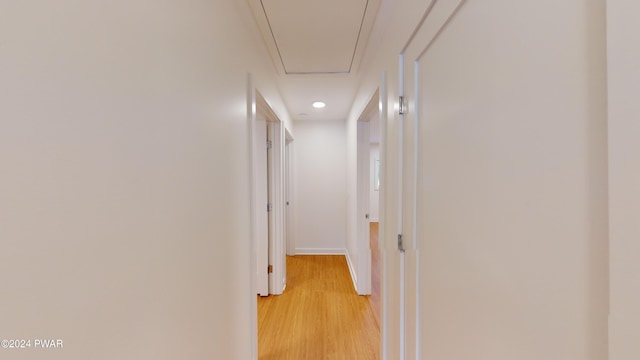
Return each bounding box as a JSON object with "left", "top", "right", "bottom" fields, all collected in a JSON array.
[{"left": 258, "top": 255, "right": 380, "bottom": 359}]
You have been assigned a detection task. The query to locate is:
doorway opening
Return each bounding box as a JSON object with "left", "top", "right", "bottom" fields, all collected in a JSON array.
[
  {"left": 356, "top": 89, "right": 382, "bottom": 327},
  {"left": 285, "top": 130, "right": 295, "bottom": 257},
  {"left": 252, "top": 91, "right": 289, "bottom": 297},
  {"left": 248, "top": 75, "right": 297, "bottom": 359}
]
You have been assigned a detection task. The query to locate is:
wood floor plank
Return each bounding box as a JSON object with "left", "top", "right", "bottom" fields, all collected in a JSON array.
[{"left": 258, "top": 255, "right": 380, "bottom": 359}]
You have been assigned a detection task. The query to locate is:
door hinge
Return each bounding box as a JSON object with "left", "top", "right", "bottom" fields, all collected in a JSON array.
[
  {"left": 398, "top": 96, "right": 406, "bottom": 115},
  {"left": 266, "top": 140, "right": 272, "bottom": 149},
  {"left": 267, "top": 203, "right": 273, "bottom": 212},
  {"left": 398, "top": 234, "right": 405, "bottom": 253},
  {"left": 268, "top": 265, "right": 273, "bottom": 273}
]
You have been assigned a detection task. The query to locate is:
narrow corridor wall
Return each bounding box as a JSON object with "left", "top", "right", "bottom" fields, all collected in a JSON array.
[
  {"left": 292, "top": 120, "right": 347, "bottom": 254},
  {"left": 347, "top": 0, "right": 609, "bottom": 358},
  {"left": 607, "top": 1, "right": 640, "bottom": 359},
  {"left": 0, "top": 1, "right": 290, "bottom": 359}
]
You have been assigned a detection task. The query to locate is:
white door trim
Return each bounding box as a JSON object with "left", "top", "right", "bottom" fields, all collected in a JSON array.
[
  {"left": 285, "top": 130, "right": 295, "bottom": 257},
  {"left": 249, "top": 77, "right": 292, "bottom": 359},
  {"left": 254, "top": 108, "right": 269, "bottom": 297},
  {"left": 399, "top": 2, "right": 468, "bottom": 358},
  {"left": 355, "top": 90, "right": 380, "bottom": 295},
  {"left": 257, "top": 92, "right": 286, "bottom": 296},
  {"left": 247, "top": 74, "right": 258, "bottom": 360}
]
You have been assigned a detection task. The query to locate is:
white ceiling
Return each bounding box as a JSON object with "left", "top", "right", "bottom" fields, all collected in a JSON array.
[{"left": 247, "top": 0, "right": 382, "bottom": 122}]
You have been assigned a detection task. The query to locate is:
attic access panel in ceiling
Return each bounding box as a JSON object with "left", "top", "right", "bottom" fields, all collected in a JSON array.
[{"left": 259, "top": 0, "right": 370, "bottom": 74}]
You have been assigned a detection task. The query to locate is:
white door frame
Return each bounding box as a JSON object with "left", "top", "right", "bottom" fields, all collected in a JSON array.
[
  {"left": 355, "top": 90, "right": 381, "bottom": 295},
  {"left": 399, "top": 1, "right": 468, "bottom": 358},
  {"left": 248, "top": 76, "right": 290, "bottom": 359},
  {"left": 247, "top": 74, "right": 259, "bottom": 360},
  {"left": 356, "top": 119, "right": 372, "bottom": 295},
  {"left": 254, "top": 109, "right": 269, "bottom": 297},
  {"left": 377, "top": 72, "right": 397, "bottom": 360},
  {"left": 266, "top": 121, "right": 276, "bottom": 293},
  {"left": 285, "top": 130, "right": 295, "bottom": 256},
  {"left": 256, "top": 92, "right": 287, "bottom": 296},
  {"left": 355, "top": 82, "right": 401, "bottom": 360}
]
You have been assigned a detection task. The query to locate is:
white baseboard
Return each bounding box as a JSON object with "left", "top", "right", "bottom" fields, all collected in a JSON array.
[
  {"left": 344, "top": 249, "right": 359, "bottom": 292},
  {"left": 295, "top": 248, "right": 346, "bottom": 255},
  {"left": 294, "top": 248, "right": 359, "bottom": 292}
]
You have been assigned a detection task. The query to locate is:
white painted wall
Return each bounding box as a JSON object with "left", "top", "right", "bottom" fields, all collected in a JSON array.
[
  {"left": 348, "top": 0, "right": 609, "bottom": 358},
  {"left": 0, "top": 1, "right": 291, "bottom": 359},
  {"left": 344, "top": 0, "right": 409, "bottom": 354},
  {"left": 412, "top": 2, "right": 608, "bottom": 358},
  {"left": 293, "top": 120, "right": 347, "bottom": 254},
  {"left": 346, "top": 122, "right": 359, "bottom": 285},
  {"left": 607, "top": 1, "right": 640, "bottom": 359},
  {"left": 369, "top": 143, "right": 380, "bottom": 222}
]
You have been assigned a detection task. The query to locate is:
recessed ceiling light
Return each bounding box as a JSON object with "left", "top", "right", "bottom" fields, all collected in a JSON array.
[{"left": 312, "top": 101, "right": 326, "bottom": 109}]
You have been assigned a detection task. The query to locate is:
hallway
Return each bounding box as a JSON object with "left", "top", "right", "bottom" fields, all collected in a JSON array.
[
  {"left": 1, "top": 1, "right": 638, "bottom": 359},
  {"left": 258, "top": 255, "right": 379, "bottom": 359}
]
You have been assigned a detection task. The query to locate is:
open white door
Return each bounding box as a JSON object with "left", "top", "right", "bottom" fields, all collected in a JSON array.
[
  {"left": 266, "top": 122, "right": 274, "bottom": 294},
  {"left": 400, "top": 1, "right": 469, "bottom": 356},
  {"left": 285, "top": 132, "right": 295, "bottom": 257},
  {"left": 267, "top": 121, "right": 288, "bottom": 295},
  {"left": 254, "top": 115, "right": 269, "bottom": 297},
  {"left": 255, "top": 92, "right": 287, "bottom": 296},
  {"left": 376, "top": 70, "right": 403, "bottom": 359},
  {"left": 398, "top": 1, "right": 607, "bottom": 358},
  {"left": 356, "top": 120, "right": 372, "bottom": 295}
]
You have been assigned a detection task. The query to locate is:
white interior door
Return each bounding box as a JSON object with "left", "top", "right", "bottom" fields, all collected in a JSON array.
[
  {"left": 400, "top": 1, "right": 468, "bottom": 357},
  {"left": 255, "top": 93, "right": 287, "bottom": 297},
  {"left": 255, "top": 115, "right": 269, "bottom": 296},
  {"left": 285, "top": 135, "right": 294, "bottom": 256},
  {"left": 356, "top": 120, "right": 372, "bottom": 295},
  {"left": 266, "top": 122, "right": 276, "bottom": 294},
  {"left": 398, "top": 1, "right": 605, "bottom": 358},
  {"left": 376, "top": 70, "right": 403, "bottom": 359},
  {"left": 268, "top": 120, "right": 288, "bottom": 295}
]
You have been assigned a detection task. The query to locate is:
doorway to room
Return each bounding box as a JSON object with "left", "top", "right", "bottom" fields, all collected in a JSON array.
[
  {"left": 250, "top": 79, "right": 385, "bottom": 359},
  {"left": 252, "top": 90, "right": 289, "bottom": 298},
  {"left": 356, "top": 89, "right": 382, "bottom": 326}
]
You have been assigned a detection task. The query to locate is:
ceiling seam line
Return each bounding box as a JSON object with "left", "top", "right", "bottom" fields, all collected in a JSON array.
[
  {"left": 348, "top": 0, "right": 370, "bottom": 73},
  {"left": 259, "top": 0, "right": 289, "bottom": 74},
  {"left": 401, "top": 0, "right": 438, "bottom": 54}
]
